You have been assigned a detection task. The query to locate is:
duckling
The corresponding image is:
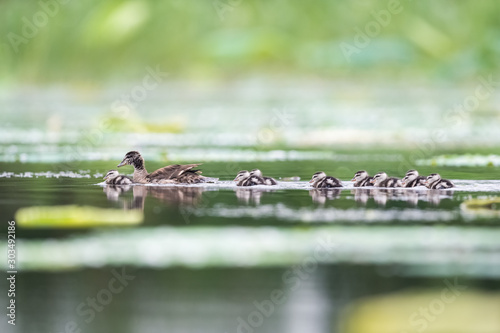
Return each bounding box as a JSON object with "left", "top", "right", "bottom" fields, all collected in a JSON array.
[
  {"left": 401, "top": 169, "right": 426, "bottom": 188},
  {"left": 117, "top": 151, "right": 208, "bottom": 184},
  {"left": 250, "top": 169, "right": 277, "bottom": 185},
  {"left": 425, "top": 173, "right": 454, "bottom": 189},
  {"left": 234, "top": 170, "right": 249, "bottom": 182},
  {"left": 234, "top": 170, "right": 265, "bottom": 186},
  {"left": 103, "top": 170, "right": 133, "bottom": 185},
  {"left": 370, "top": 172, "right": 402, "bottom": 188},
  {"left": 309, "top": 171, "right": 343, "bottom": 188},
  {"left": 351, "top": 170, "right": 373, "bottom": 187}
]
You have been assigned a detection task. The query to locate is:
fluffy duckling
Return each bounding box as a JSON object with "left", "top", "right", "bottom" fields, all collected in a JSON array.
[
  {"left": 103, "top": 170, "right": 133, "bottom": 185},
  {"left": 309, "top": 171, "right": 343, "bottom": 188},
  {"left": 425, "top": 173, "right": 454, "bottom": 189},
  {"left": 117, "top": 151, "right": 206, "bottom": 184},
  {"left": 370, "top": 172, "right": 402, "bottom": 188},
  {"left": 351, "top": 170, "right": 373, "bottom": 187},
  {"left": 234, "top": 170, "right": 265, "bottom": 186},
  {"left": 401, "top": 169, "right": 426, "bottom": 188},
  {"left": 250, "top": 169, "right": 277, "bottom": 185}
]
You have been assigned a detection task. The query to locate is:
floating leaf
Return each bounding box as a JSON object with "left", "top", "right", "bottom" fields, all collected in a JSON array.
[
  {"left": 461, "top": 197, "right": 500, "bottom": 218},
  {"left": 342, "top": 290, "right": 500, "bottom": 333},
  {"left": 15, "top": 205, "right": 143, "bottom": 228}
]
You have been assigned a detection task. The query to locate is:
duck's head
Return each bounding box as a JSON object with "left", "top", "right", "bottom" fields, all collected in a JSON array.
[
  {"left": 234, "top": 170, "right": 250, "bottom": 181},
  {"left": 425, "top": 173, "right": 441, "bottom": 185},
  {"left": 352, "top": 170, "right": 368, "bottom": 182},
  {"left": 402, "top": 169, "right": 419, "bottom": 186},
  {"left": 104, "top": 170, "right": 119, "bottom": 181},
  {"left": 371, "top": 172, "right": 387, "bottom": 184},
  {"left": 118, "top": 151, "right": 143, "bottom": 168},
  {"left": 309, "top": 171, "right": 326, "bottom": 183},
  {"left": 250, "top": 169, "right": 263, "bottom": 177}
]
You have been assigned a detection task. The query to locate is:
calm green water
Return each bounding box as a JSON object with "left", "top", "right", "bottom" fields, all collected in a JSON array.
[
  {"left": 1, "top": 83, "right": 500, "bottom": 332},
  {"left": 0, "top": 158, "right": 499, "bottom": 333}
]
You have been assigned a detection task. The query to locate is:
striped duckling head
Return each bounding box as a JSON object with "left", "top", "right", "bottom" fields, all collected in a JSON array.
[
  {"left": 371, "top": 172, "right": 388, "bottom": 185},
  {"left": 425, "top": 173, "right": 441, "bottom": 185},
  {"left": 103, "top": 170, "right": 120, "bottom": 181},
  {"left": 402, "top": 169, "right": 419, "bottom": 186},
  {"left": 250, "top": 169, "right": 263, "bottom": 177},
  {"left": 352, "top": 170, "right": 369, "bottom": 182},
  {"left": 309, "top": 171, "right": 327, "bottom": 183},
  {"left": 234, "top": 170, "right": 250, "bottom": 181}
]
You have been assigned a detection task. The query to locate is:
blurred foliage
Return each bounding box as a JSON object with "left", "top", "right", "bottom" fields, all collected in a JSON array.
[
  {"left": 101, "top": 113, "right": 185, "bottom": 133},
  {"left": 0, "top": 0, "right": 500, "bottom": 83}
]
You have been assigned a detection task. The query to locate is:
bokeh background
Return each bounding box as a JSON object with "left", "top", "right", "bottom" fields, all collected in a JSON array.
[
  {"left": 2, "top": 0, "right": 500, "bottom": 82},
  {"left": 1, "top": 1, "right": 500, "bottom": 333}
]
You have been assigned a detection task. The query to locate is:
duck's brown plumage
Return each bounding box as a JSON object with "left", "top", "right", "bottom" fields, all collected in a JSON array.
[
  {"left": 147, "top": 164, "right": 202, "bottom": 183},
  {"left": 117, "top": 151, "right": 205, "bottom": 184}
]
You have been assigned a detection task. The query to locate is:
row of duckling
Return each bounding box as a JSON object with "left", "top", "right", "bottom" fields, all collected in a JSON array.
[
  {"left": 310, "top": 170, "right": 454, "bottom": 189},
  {"left": 233, "top": 169, "right": 454, "bottom": 190},
  {"left": 103, "top": 151, "right": 454, "bottom": 190}
]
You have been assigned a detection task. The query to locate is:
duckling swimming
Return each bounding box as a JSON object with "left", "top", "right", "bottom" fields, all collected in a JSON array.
[
  {"left": 425, "top": 173, "right": 455, "bottom": 189},
  {"left": 351, "top": 170, "right": 373, "bottom": 187},
  {"left": 234, "top": 170, "right": 265, "bottom": 186},
  {"left": 250, "top": 169, "right": 277, "bottom": 185},
  {"left": 117, "top": 151, "right": 207, "bottom": 184},
  {"left": 309, "top": 171, "right": 343, "bottom": 188},
  {"left": 103, "top": 170, "right": 133, "bottom": 185},
  {"left": 401, "top": 169, "right": 426, "bottom": 188},
  {"left": 371, "top": 172, "right": 402, "bottom": 188}
]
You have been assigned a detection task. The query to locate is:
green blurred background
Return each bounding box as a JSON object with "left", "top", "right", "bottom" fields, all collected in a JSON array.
[
  {"left": 1, "top": 2, "right": 500, "bottom": 333},
  {"left": 1, "top": 0, "right": 499, "bottom": 84}
]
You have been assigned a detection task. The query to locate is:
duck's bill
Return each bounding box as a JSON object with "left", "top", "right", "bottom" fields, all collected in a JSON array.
[
  {"left": 232, "top": 178, "right": 238, "bottom": 181},
  {"left": 117, "top": 159, "right": 127, "bottom": 167},
  {"left": 370, "top": 179, "right": 375, "bottom": 184},
  {"left": 308, "top": 179, "right": 314, "bottom": 183},
  {"left": 351, "top": 178, "right": 356, "bottom": 181}
]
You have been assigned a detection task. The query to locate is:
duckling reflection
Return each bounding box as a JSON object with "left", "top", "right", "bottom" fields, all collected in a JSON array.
[
  {"left": 309, "top": 189, "right": 342, "bottom": 204},
  {"left": 146, "top": 186, "right": 205, "bottom": 206},
  {"left": 350, "top": 188, "right": 454, "bottom": 206},
  {"left": 427, "top": 189, "right": 454, "bottom": 206},
  {"left": 234, "top": 188, "right": 275, "bottom": 205},
  {"left": 103, "top": 185, "right": 132, "bottom": 202},
  {"left": 103, "top": 185, "right": 206, "bottom": 210},
  {"left": 351, "top": 188, "right": 374, "bottom": 205}
]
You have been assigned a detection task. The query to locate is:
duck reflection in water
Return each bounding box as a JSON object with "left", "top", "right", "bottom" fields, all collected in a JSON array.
[
  {"left": 351, "top": 188, "right": 454, "bottom": 206},
  {"left": 309, "top": 189, "right": 342, "bottom": 204},
  {"left": 103, "top": 185, "right": 206, "bottom": 210},
  {"left": 234, "top": 188, "right": 275, "bottom": 205}
]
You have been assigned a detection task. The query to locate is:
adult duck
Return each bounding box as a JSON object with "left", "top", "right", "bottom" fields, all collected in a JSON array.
[{"left": 117, "top": 151, "right": 207, "bottom": 184}]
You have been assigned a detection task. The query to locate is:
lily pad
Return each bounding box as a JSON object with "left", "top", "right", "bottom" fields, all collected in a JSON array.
[
  {"left": 341, "top": 289, "right": 500, "bottom": 333},
  {"left": 460, "top": 198, "right": 500, "bottom": 218},
  {"left": 15, "top": 205, "right": 143, "bottom": 228}
]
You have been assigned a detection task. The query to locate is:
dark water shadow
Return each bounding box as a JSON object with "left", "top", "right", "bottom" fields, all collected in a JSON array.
[
  {"left": 103, "top": 185, "right": 207, "bottom": 210},
  {"left": 234, "top": 188, "right": 276, "bottom": 205},
  {"left": 309, "top": 189, "right": 342, "bottom": 204}
]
